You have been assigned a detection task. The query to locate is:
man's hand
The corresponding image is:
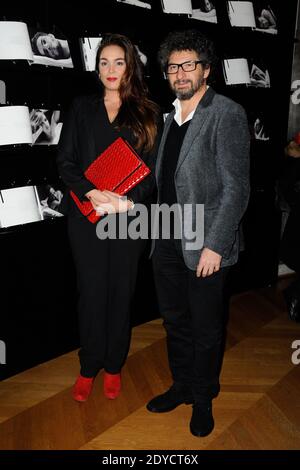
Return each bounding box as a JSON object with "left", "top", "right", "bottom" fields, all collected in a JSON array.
[
  {"left": 196, "top": 247, "right": 222, "bottom": 278},
  {"left": 285, "top": 141, "right": 300, "bottom": 159}
]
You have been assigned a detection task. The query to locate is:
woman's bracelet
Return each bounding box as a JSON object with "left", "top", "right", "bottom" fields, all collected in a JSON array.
[{"left": 121, "top": 196, "right": 135, "bottom": 210}]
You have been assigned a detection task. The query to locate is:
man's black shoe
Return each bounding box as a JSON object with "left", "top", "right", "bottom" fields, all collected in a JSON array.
[
  {"left": 146, "top": 385, "right": 193, "bottom": 413},
  {"left": 190, "top": 403, "right": 214, "bottom": 437}
]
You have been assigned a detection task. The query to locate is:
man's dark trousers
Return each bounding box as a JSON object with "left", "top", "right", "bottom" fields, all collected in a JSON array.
[{"left": 153, "top": 237, "right": 230, "bottom": 404}]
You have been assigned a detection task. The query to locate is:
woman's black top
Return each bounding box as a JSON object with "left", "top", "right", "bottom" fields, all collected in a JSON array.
[{"left": 57, "top": 94, "right": 162, "bottom": 217}]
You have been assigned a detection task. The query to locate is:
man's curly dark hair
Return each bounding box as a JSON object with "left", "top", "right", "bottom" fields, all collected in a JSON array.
[{"left": 158, "top": 29, "right": 217, "bottom": 74}]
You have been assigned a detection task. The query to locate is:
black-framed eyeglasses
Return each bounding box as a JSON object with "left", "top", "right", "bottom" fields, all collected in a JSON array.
[{"left": 166, "top": 60, "right": 205, "bottom": 74}]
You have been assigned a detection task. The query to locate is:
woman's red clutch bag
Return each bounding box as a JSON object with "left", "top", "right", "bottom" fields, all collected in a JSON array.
[{"left": 70, "top": 137, "right": 150, "bottom": 223}]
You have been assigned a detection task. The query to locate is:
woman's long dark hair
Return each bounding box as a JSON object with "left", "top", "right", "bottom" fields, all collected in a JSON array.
[{"left": 96, "top": 33, "right": 159, "bottom": 152}]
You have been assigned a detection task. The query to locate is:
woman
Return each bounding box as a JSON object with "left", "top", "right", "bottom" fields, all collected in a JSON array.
[
  {"left": 190, "top": 0, "right": 216, "bottom": 20},
  {"left": 257, "top": 6, "right": 277, "bottom": 30},
  {"left": 202, "top": 0, "right": 215, "bottom": 13},
  {"left": 57, "top": 33, "right": 161, "bottom": 402},
  {"left": 193, "top": 0, "right": 216, "bottom": 18}
]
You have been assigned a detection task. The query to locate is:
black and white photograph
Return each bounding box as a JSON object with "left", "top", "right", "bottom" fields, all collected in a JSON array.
[
  {"left": 29, "top": 109, "right": 63, "bottom": 145},
  {"left": 0, "top": 21, "right": 74, "bottom": 67},
  {"left": 80, "top": 37, "right": 102, "bottom": 72},
  {"left": 116, "top": 0, "right": 152, "bottom": 8},
  {"left": 135, "top": 43, "right": 148, "bottom": 68},
  {"left": 227, "top": 1, "right": 256, "bottom": 28},
  {"left": 227, "top": 1, "right": 278, "bottom": 34},
  {"left": 35, "top": 184, "right": 64, "bottom": 220},
  {"left": 0, "top": 183, "right": 64, "bottom": 228},
  {"left": 0, "top": 106, "right": 63, "bottom": 146},
  {"left": 253, "top": 116, "right": 270, "bottom": 140},
  {"left": 248, "top": 61, "right": 271, "bottom": 88},
  {"left": 0, "top": 185, "right": 42, "bottom": 228},
  {"left": 161, "top": 0, "right": 192, "bottom": 14},
  {"left": 29, "top": 27, "right": 74, "bottom": 68},
  {"left": 222, "top": 58, "right": 251, "bottom": 85},
  {"left": 223, "top": 57, "right": 271, "bottom": 88},
  {"left": 0, "top": 21, "right": 33, "bottom": 61},
  {"left": 249, "top": 111, "right": 271, "bottom": 141},
  {"left": 0, "top": 105, "right": 32, "bottom": 146},
  {"left": 252, "top": 0, "right": 278, "bottom": 34},
  {"left": 189, "top": 0, "right": 217, "bottom": 23},
  {"left": 0, "top": 80, "right": 6, "bottom": 104}
]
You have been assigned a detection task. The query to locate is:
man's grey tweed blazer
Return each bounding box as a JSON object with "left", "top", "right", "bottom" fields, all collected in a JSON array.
[{"left": 151, "top": 86, "right": 250, "bottom": 269}]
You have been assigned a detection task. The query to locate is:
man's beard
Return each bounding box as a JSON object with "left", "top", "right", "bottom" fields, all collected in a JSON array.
[{"left": 172, "top": 77, "right": 205, "bottom": 100}]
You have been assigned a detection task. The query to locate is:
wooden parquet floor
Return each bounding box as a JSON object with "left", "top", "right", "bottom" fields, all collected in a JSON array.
[{"left": 0, "top": 279, "right": 300, "bottom": 450}]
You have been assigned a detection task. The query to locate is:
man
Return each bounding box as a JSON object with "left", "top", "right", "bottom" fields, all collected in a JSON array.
[
  {"left": 31, "top": 32, "right": 70, "bottom": 60},
  {"left": 147, "top": 30, "right": 250, "bottom": 437}
]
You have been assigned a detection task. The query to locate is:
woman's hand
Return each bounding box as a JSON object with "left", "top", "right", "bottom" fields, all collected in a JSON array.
[
  {"left": 95, "top": 190, "right": 133, "bottom": 215},
  {"left": 85, "top": 189, "right": 110, "bottom": 210}
]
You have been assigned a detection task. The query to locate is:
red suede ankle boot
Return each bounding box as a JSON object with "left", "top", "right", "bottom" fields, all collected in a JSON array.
[
  {"left": 104, "top": 372, "right": 121, "bottom": 399},
  {"left": 72, "top": 374, "right": 94, "bottom": 402}
]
